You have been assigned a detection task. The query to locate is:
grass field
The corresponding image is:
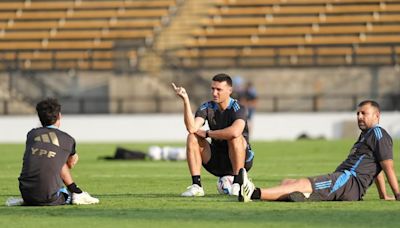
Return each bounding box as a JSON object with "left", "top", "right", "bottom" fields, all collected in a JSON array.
[{"left": 1, "top": 140, "right": 400, "bottom": 228}]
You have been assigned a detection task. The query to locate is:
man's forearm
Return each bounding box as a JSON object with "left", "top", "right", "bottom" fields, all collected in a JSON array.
[
  {"left": 208, "top": 126, "right": 242, "bottom": 140},
  {"left": 183, "top": 98, "right": 196, "bottom": 133},
  {"left": 385, "top": 168, "right": 400, "bottom": 197},
  {"left": 381, "top": 160, "right": 400, "bottom": 199},
  {"left": 375, "top": 172, "right": 387, "bottom": 199},
  {"left": 207, "top": 119, "right": 245, "bottom": 140}
]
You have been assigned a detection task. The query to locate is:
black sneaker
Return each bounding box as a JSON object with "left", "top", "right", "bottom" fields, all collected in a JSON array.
[
  {"left": 287, "top": 191, "right": 307, "bottom": 202},
  {"left": 238, "top": 168, "right": 244, "bottom": 202},
  {"left": 287, "top": 191, "right": 321, "bottom": 202},
  {"left": 237, "top": 168, "right": 255, "bottom": 202}
]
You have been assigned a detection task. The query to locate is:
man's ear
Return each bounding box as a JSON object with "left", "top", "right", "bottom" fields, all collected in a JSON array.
[{"left": 375, "top": 109, "right": 380, "bottom": 122}]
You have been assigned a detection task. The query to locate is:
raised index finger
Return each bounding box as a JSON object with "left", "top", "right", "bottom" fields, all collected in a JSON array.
[{"left": 171, "top": 83, "right": 178, "bottom": 90}]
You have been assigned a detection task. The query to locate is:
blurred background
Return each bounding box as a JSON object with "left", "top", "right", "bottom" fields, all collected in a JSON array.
[{"left": 0, "top": 0, "right": 399, "bottom": 142}]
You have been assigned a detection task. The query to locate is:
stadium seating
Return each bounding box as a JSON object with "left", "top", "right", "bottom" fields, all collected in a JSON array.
[
  {"left": 0, "top": 0, "right": 178, "bottom": 71},
  {"left": 0, "top": 0, "right": 175, "bottom": 10},
  {"left": 175, "top": 0, "right": 400, "bottom": 67}
]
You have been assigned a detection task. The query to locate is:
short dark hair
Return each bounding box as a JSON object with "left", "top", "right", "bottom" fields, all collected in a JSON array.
[
  {"left": 36, "top": 98, "right": 61, "bottom": 127},
  {"left": 358, "top": 100, "right": 381, "bottom": 112},
  {"left": 212, "top": 73, "right": 232, "bottom": 87}
]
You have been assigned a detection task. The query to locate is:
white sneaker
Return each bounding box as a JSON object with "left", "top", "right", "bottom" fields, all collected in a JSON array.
[
  {"left": 230, "top": 183, "right": 240, "bottom": 196},
  {"left": 5, "top": 197, "right": 24, "bottom": 206},
  {"left": 238, "top": 168, "right": 255, "bottom": 202},
  {"left": 72, "top": 192, "right": 99, "bottom": 205},
  {"left": 181, "top": 184, "right": 205, "bottom": 197}
]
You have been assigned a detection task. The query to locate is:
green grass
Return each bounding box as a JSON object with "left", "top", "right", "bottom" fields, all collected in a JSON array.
[{"left": 1, "top": 140, "right": 400, "bottom": 228}]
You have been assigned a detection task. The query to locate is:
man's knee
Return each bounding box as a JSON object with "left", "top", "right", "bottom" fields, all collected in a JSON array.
[
  {"left": 227, "top": 135, "right": 246, "bottom": 149},
  {"left": 187, "top": 133, "right": 209, "bottom": 151},
  {"left": 187, "top": 133, "right": 200, "bottom": 147},
  {"left": 294, "top": 178, "right": 313, "bottom": 193},
  {"left": 281, "top": 178, "right": 296, "bottom": 185},
  {"left": 67, "top": 154, "right": 78, "bottom": 169}
]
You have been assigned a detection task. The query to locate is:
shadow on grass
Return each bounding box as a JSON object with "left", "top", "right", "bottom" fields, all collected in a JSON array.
[
  {"left": 1, "top": 205, "right": 400, "bottom": 227},
  {"left": 2, "top": 193, "right": 400, "bottom": 226},
  {"left": 96, "top": 193, "right": 231, "bottom": 198}
]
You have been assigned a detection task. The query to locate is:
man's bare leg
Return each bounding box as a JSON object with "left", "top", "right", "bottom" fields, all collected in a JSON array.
[
  {"left": 228, "top": 135, "right": 247, "bottom": 175},
  {"left": 260, "top": 178, "right": 313, "bottom": 201},
  {"left": 280, "top": 178, "right": 297, "bottom": 186},
  {"left": 239, "top": 167, "right": 313, "bottom": 202},
  {"left": 227, "top": 136, "right": 247, "bottom": 196},
  {"left": 182, "top": 133, "right": 211, "bottom": 196},
  {"left": 186, "top": 133, "right": 211, "bottom": 176}
]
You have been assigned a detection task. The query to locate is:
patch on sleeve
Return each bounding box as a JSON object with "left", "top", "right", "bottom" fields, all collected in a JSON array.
[{"left": 373, "top": 127, "right": 383, "bottom": 140}]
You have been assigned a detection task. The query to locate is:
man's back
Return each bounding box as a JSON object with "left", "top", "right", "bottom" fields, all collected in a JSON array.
[{"left": 18, "top": 127, "right": 76, "bottom": 205}]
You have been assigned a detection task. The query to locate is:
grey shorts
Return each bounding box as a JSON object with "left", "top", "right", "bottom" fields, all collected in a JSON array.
[{"left": 308, "top": 170, "right": 362, "bottom": 201}]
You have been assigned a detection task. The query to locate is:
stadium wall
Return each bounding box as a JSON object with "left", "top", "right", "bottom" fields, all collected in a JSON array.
[
  {"left": 190, "top": 67, "right": 400, "bottom": 111},
  {"left": 1, "top": 112, "right": 399, "bottom": 143},
  {"left": 2, "top": 66, "right": 399, "bottom": 114}
]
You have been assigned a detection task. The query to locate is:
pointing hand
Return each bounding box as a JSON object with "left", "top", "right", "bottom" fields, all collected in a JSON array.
[{"left": 172, "top": 83, "right": 188, "bottom": 100}]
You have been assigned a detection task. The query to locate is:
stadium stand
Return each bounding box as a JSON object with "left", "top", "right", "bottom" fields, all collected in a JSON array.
[
  {"left": 1, "top": 0, "right": 399, "bottom": 114},
  {"left": 173, "top": 0, "right": 400, "bottom": 67},
  {"left": 0, "top": 0, "right": 179, "bottom": 71}
]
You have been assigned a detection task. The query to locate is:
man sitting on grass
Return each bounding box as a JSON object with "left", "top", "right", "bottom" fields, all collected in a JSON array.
[
  {"left": 6, "top": 98, "right": 99, "bottom": 206},
  {"left": 238, "top": 100, "right": 400, "bottom": 202}
]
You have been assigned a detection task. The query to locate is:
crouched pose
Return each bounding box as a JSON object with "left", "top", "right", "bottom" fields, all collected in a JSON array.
[
  {"left": 172, "top": 74, "right": 255, "bottom": 197},
  {"left": 7, "top": 98, "right": 99, "bottom": 206}
]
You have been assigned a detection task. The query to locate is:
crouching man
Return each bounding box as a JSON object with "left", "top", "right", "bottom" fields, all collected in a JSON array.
[{"left": 7, "top": 98, "right": 99, "bottom": 206}]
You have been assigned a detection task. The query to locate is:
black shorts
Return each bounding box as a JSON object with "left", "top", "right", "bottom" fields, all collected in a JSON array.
[
  {"left": 20, "top": 187, "right": 71, "bottom": 206},
  {"left": 202, "top": 142, "right": 254, "bottom": 177},
  {"left": 308, "top": 170, "right": 362, "bottom": 201}
]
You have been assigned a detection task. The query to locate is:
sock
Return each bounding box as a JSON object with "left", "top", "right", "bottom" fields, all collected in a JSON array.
[
  {"left": 233, "top": 175, "right": 239, "bottom": 184},
  {"left": 251, "top": 187, "right": 261, "bottom": 200},
  {"left": 67, "top": 183, "right": 83, "bottom": 194},
  {"left": 192, "top": 175, "right": 202, "bottom": 187}
]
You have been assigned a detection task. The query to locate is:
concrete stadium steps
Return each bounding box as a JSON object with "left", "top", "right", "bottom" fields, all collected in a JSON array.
[
  {"left": 171, "top": 0, "right": 400, "bottom": 68},
  {"left": 0, "top": 0, "right": 180, "bottom": 72},
  {"left": 155, "top": 0, "right": 214, "bottom": 51},
  {"left": 139, "top": 0, "right": 214, "bottom": 72}
]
